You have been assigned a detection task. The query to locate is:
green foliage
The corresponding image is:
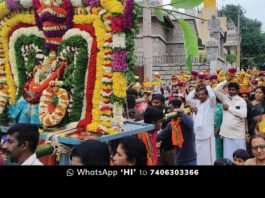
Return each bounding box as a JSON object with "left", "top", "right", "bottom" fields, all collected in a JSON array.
[
  {"left": 110, "top": 93, "right": 126, "bottom": 106},
  {"left": 178, "top": 19, "right": 199, "bottom": 71},
  {"left": 51, "top": 95, "right": 59, "bottom": 106},
  {"left": 58, "top": 36, "right": 88, "bottom": 122},
  {"left": 226, "top": 54, "right": 237, "bottom": 64},
  {"left": 170, "top": 0, "right": 203, "bottom": 9},
  {"left": 154, "top": 8, "right": 164, "bottom": 23},
  {"left": 14, "top": 35, "right": 46, "bottom": 99},
  {"left": 125, "top": 1, "right": 140, "bottom": 85}
]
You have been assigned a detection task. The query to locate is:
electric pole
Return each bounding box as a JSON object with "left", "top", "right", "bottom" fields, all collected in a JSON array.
[
  {"left": 143, "top": 0, "right": 153, "bottom": 80},
  {"left": 237, "top": 7, "right": 241, "bottom": 70}
]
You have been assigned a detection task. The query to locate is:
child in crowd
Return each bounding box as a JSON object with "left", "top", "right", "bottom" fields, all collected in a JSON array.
[{"left": 232, "top": 149, "right": 250, "bottom": 165}]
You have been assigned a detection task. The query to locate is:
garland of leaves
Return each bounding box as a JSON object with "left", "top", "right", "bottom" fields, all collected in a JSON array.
[
  {"left": 14, "top": 35, "right": 46, "bottom": 99},
  {"left": 58, "top": 36, "right": 88, "bottom": 122},
  {"left": 125, "top": 2, "right": 140, "bottom": 84}
]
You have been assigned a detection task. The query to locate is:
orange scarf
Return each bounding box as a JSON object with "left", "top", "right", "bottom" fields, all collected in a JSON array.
[
  {"left": 171, "top": 119, "right": 184, "bottom": 149},
  {"left": 138, "top": 132, "right": 154, "bottom": 166}
]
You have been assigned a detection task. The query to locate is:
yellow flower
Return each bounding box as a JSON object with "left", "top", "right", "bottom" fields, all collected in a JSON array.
[
  {"left": 100, "top": 0, "right": 124, "bottom": 14},
  {"left": 102, "top": 110, "right": 112, "bottom": 116},
  {"left": 113, "top": 72, "right": 127, "bottom": 98},
  {"left": 0, "top": 2, "right": 10, "bottom": 19},
  {"left": 108, "top": 128, "right": 118, "bottom": 135},
  {"left": 100, "top": 120, "right": 112, "bottom": 128},
  {"left": 73, "top": 15, "right": 95, "bottom": 25},
  {"left": 1, "top": 14, "right": 35, "bottom": 104},
  {"left": 86, "top": 123, "right": 98, "bottom": 132}
]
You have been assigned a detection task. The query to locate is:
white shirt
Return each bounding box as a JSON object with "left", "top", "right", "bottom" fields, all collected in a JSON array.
[
  {"left": 187, "top": 85, "right": 216, "bottom": 140},
  {"left": 214, "top": 80, "right": 247, "bottom": 139},
  {"left": 21, "top": 153, "right": 43, "bottom": 166}
]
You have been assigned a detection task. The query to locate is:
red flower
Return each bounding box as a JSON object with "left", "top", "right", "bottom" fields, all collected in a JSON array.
[
  {"left": 100, "top": 106, "right": 111, "bottom": 111},
  {"left": 111, "top": 16, "right": 124, "bottom": 32}
]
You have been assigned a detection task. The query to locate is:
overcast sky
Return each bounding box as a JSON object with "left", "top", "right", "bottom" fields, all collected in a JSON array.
[{"left": 163, "top": 0, "right": 265, "bottom": 31}]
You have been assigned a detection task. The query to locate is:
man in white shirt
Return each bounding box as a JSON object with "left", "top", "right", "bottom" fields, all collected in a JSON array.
[
  {"left": 2, "top": 123, "right": 43, "bottom": 165},
  {"left": 187, "top": 83, "right": 216, "bottom": 165},
  {"left": 214, "top": 80, "right": 247, "bottom": 160}
]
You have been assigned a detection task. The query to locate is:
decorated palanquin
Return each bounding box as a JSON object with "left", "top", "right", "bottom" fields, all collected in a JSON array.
[{"left": 0, "top": 0, "right": 139, "bottom": 134}]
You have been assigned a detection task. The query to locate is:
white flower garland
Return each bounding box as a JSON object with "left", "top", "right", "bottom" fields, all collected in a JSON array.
[
  {"left": 0, "top": 90, "right": 8, "bottom": 114},
  {"left": 70, "top": 0, "right": 83, "bottom": 7},
  {"left": 19, "top": 0, "right": 33, "bottom": 9},
  {"left": 63, "top": 28, "right": 93, "bottom": 119},
  {"left": 102, "top": 76, "right": 112, "bottom": 83},
  {"left": 101, "top": 90, "right": 112, "bottom": 97},
  {"left": 21, "top": 44, "right": 43, "bottom": 66},
  {"left": 100, "top": 115, "right": 112, "bottom": 121},
  {"left": 43, "top": 25, "right": 67, "bottom": 31},
  {"left": 99, "top": 101, "right": 112, "bottom": 109},
  {"left": 98, "top": 9, "right": 107, "bottom": 18},
  {"left": 104, "top": 20, "right": 111, "bottom": 27},
  {"left": 112, "top": 102, "right": 124, "bottom": 128},
  {"left": 112, "top": 33, "right": 126, "bottom": 49},
  {"left": 103, "top": 66, "right": 112, "bottom": 73},
  {"left": 40, "top": 8, "right": 66, "bottom": 18},
  {"left": 9, "top": 27, "right": 44, "bottom": 89}
]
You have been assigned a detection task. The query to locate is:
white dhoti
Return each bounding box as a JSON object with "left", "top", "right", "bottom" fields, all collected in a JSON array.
[
  {"left": 223, "top": 137, "right": 246, "bottom": 160},
  {"left": 196, "top": 134, "right": 216, "bottom": 165}
]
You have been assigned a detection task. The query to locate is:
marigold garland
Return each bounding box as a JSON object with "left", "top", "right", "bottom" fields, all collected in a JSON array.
[
  {"left": 1, "top": 13, "right": 35, "bottom": 104},
  {"left": 0, "top": 2, "right": 11, "bottom": 19},
  {"left": 39, "top": 86, "right": 69, "bottom": 127}
]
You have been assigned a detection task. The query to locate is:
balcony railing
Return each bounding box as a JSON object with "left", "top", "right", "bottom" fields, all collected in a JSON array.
[{"left": 136, "top": 55, "right": 201, "bottom": 66}]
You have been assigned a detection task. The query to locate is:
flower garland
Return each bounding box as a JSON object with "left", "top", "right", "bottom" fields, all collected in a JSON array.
[
  {"left": 13, "top": 34, "right": 46, "bottom": 99},
  {"left": 6, "top": 0, "right": 20, "bottom": 11},
  {"left": 59, "top": 32, "right": 92, "bottom": 122},
  {"left": 0, "top": 2, "right": 11, "bottom": 19},
  {"left": 33, "top": 0, "right": 73, "bottom": 50},
  {"left": 9, "top": 27, "right": 44, "bottom": 89},
  {"left": 125, "top": 2, "right": 140, "bottom": 84},
  {"left": 20, "top": 0, "right": 33, "bottom": 9},
  {"left": 0, "top": 84, "right": 8, "bottom": 114},
  {"left": 123, "top": 0, "right": 134, "bottom": 31},
  {"left": 0, "top": 0, "right": 138, "bottom": 135},
  {"left": 84, "top": 0, "right": 100, "bottom": 7},
  {"left": 39, "top": 86, "right": 69, "bottom": 127},
  {"left": 112, "top": 50, "right": 127, "bottom": 71},
  {"left": 70, "top": 0, "right": 83, "bottom": 7},
  {"left": 73, "top": 9, "right": 117, "bottom": 134},
  {"left": 100, "top": 0, "right": 124, "bottom": 14},
  {"left": 1, "top": 13, "right": 35, "bottom": 104}
]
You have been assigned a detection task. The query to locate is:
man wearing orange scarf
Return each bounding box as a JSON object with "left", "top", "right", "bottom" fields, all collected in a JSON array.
[{"left": 157, "top": 99, "right": 196, "bottom": 165}]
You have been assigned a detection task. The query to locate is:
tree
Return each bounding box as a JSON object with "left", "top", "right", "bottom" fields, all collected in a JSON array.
[{"left": 219, "top": 4, "right": 265, "bottom": 68}]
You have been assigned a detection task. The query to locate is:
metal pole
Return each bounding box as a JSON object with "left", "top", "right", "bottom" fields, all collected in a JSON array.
[{"left": 143, "top": 0, "right": 153, "bottom": 80}]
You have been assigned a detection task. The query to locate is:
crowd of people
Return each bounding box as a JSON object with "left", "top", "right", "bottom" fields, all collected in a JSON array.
[
  {"left": 1, "top": 67, "right": 265, "bottom": 166},
  {"left": 124, "top": 68, "right": 265, "bottom": 166}
]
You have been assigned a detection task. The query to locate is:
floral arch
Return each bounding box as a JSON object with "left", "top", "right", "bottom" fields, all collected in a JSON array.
[{"left": 0, "top": 0, "right": 138, "bottom": 134}]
